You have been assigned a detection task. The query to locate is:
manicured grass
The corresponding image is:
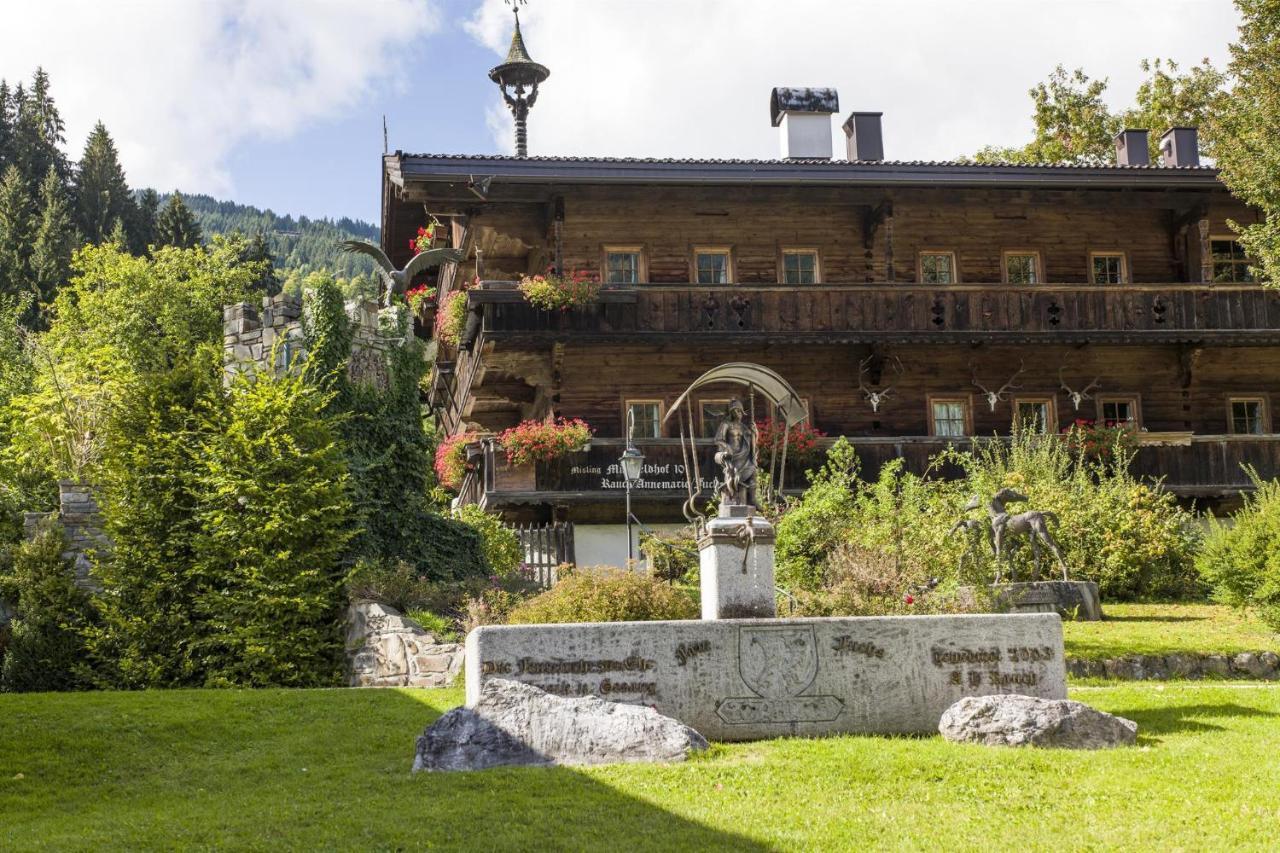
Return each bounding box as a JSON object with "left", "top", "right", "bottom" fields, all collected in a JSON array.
[
  {"left": 3, "top": 683, "right": 1280, "bottom": 850},
  {"left": 1064, "top": 603, "right": 1280, "bottom": 660}
]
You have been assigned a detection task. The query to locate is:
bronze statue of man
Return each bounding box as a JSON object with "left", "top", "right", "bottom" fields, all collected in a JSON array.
[{"left": 714, "top": 398, "right": 758, "bottom": 507}]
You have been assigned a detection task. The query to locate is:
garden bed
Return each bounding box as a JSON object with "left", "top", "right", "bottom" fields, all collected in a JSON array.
[{"left": 3, "top": 683, "right": 1279, "bottom": 849}]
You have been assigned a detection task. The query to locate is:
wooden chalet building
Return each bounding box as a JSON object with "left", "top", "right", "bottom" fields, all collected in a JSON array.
[{"left": 382, "top": 87, "right": 1278, "bottom": 568}]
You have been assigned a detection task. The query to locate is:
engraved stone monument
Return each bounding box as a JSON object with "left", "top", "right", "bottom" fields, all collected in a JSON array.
[{"left": 700, "top": 507, "right": 777, "bottom": 620}]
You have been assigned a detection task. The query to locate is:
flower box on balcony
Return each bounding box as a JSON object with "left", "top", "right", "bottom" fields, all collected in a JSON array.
[{"left": 492, "top": 459, "right": 537, "bottom": 492}]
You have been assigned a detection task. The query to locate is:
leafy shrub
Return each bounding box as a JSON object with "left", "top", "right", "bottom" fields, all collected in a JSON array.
[
  {"left": 453, "top": 504, "right": 522, "bottom": 578},
  {"left": 639, "top": 529, "right": 699, "bottom": 583},
  {"left": 346, "top": 558, "right": 483, "bottom": 615},
  {"left": 507, "top": 567, "right": 697, "bottom": 625},
  {"left": 462, "top": 586, "right": 535, "bottom": 634},
  {"left": 497, "top": 417, "right": 592, "bottom": 466},
  {"left": 0, "top": 518, "right": 95, "bottom": 693},
  {"left": 1197, "top": 474, "right": 1280, "bottom": 630},
  {"left": 790, "top": 543, "right": 985, "bottom": 618},
  {"left": 775, "top": 438, "right": 860, "bottom": 591},
  {"left": 189, "top": 369, "right": 353, "bottom": 688},
  {"left": 517, "top": 269, "right": 601, "bottom": 311}
]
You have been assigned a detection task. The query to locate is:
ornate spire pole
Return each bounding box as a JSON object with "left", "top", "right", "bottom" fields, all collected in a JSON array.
[{"left": 488, "top": 1, "right": 550, "bottom": 157}]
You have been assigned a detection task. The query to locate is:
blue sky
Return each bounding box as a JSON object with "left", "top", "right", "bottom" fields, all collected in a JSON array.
[{"left": 1, "top": 0, "right": 1240, "bottom": 225}]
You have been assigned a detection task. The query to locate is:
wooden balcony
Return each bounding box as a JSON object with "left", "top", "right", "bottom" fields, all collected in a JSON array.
[
  {"left": 469, "top": 435, "right": 1280, "bottom": 517},
  {"left": 461, "top": 281, "right": 1280, "bottom": 347}
]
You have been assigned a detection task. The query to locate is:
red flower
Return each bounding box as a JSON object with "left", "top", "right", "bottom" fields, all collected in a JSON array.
[{"left": 904, "top": 593, "right": 915, "bottom": 605}]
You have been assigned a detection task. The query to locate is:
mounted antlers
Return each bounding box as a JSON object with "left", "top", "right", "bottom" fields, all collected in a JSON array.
[
  {"left": 857, "top": 355, "right": 901, "bottom": 413},
  {"left": 1059, "top": 368, "right": 1101, "bottom": 411},
  {"left": 971, "top": 360, "right": 1025, "bottom": 411}
]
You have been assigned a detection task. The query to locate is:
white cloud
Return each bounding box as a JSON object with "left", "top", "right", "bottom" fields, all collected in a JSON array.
[
  {"left": 0, "top": 0, "right": 441, "bottom": 196},
  {"left": 467, "top": 0, "right": 1239, "bottom": 160}
]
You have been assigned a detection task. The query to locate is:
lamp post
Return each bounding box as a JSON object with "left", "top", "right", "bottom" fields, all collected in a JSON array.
[{"left": 619, "top": 435, "right": 645, "bottom": 565}]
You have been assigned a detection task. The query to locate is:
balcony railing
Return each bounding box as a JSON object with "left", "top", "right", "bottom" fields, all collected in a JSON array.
[
  {"left": 461, "top": 281, "right": 1280, "bottom": 346},
  {"left": 469, "top": 435, "right": 1280, "bottom": 508}
]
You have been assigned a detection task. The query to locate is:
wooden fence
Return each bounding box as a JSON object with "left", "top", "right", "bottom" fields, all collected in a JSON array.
[{"left": 511, "top": 522, "right": 575, "bottom": 588}]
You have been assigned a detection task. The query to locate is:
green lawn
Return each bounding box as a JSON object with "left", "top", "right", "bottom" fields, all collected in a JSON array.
[
  {"left": 3, "top": 683, "right": 1280, "bottom": 850},
  {"left": 1064, "top": 603, "right": 1280, "bottom": 660}
]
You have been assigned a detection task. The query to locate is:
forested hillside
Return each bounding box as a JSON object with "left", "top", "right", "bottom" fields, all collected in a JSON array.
[{"left": 167, "top": 193, "right": 381, "bottom": 293}]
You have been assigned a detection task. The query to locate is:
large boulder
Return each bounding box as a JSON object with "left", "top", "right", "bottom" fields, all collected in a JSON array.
[
  {"left": 939, "top": 694, "right": 1137, "bottom": 749},
  {"left": 346, "top": 601, "right": 464, "bottom": 688},
  {"left": 413, "top": 678, "right": 709, "bottom": 772}
]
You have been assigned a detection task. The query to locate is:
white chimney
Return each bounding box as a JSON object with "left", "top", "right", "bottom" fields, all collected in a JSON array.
[{"left": 770, "top": 87, "right": 839, "bottom": 160}]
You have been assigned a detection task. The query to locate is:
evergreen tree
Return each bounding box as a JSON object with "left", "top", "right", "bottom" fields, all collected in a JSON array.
[
  {"left": 74, "top": 122, "right": 136, "bottom": 246},
  {"left": 154, "top": 191, "right": 202, "bottom": 249},
  {"left": 11, "top": 70, "right": 69, "bottom": 192},
  {"left": 132, "top": 188, "right": 159, "bottom": 253},
  {"left": 1213, "top": 0, "right": 1280, "bottom": 285},
  {"left": 0, "top": 81, "right": 12, "bottom": 173},
  {"left": 0, "top": 164, "right": 35, "bottom": 306},
  {"left": 29, "top": 165, "right": 76, "bottom": 326}
]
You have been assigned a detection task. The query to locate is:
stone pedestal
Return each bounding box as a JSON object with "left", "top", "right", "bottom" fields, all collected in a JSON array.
[
  {"left": 698, "top": 505, "right": 776, "bottom": 620},
  {"left": 993, "top": 580, "right": 1103, "bottom": 621}
]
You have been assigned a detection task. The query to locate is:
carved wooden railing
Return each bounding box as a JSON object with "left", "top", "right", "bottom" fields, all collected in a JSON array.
[
  {"left": 466, "top": 435, "right": 1280, "bottom": 505},
  {"left": 462, "top": 281, "right": 1280, "bottom": 345}
]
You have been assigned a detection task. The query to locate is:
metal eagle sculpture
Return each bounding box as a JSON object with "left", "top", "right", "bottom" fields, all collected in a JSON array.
[{"left": 340, "top": 240, "right": 464, "bottom": 307}]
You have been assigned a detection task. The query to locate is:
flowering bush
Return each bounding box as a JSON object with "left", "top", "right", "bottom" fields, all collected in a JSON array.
[
  {"left": 756, "top": 418, "right": 827, "bottom": 462},
  {"left": 405, "top": 284, "right": 436, "bottom": 314},
  {"left": 518, "top": 268, "right": 601, "bottom": 311},
  {"left": 433, "top": 431, "right": 476, "bottom": 491},
  {"left": 497, "top": 417, "right": 592, "bottom": 466},
  {"left": 1061, "top": 418, "right": 1137, "bottom": 463},
  {"left": 433, "top": 288, "right": 468, "bottom": 346}
]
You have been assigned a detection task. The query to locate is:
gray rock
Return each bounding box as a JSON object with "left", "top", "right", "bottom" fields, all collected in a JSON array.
[
  {"left": 1231, "top": 652, "right": 1273, "bottom": 678},
  {"left": 346, "top": 600, "right": 464, "bottom": 688},
  {"left": 1202, "top": 654, "right": 1232, "bottom": 678},
  {"left": 413, "top": 678, "right": 709, "bottom": 772},
  {"left": 939, "top": 694, "right": 1137, "bottom": 749}
]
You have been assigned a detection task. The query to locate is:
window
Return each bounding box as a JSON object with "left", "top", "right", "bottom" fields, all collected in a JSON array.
[
  {"left": 1003, "top": 251, "right": 1041, "bottom": 284},
  {"left": 1013, "top": 397, "right": 1056, "bottom": 434},
  {"left": 625, "top": 400, "right": 662, "bottom": 439},
  {"left": 1229, "top": 397, "right": 1268, "bottom": 435},
  {"left": 780, "top": 249, "right": 819, "bottom": 284},
  {"left": 604, "top": 247, "right": 643, "bottom": 284},
  {"left": 698, "top": 400, "right": 729, "bottom": 438},
  {"left": 1212, "top": 238, "right": 1255, "bottom": 283},
  {"left": 1090, "top": 252, "right": 1127, "bottom": 285},
  {"left": 693, "top": 248, "right": 732, "bottom": 284},
  {"left": 929, "top": 397, "right": 970, "bottom": 438},
  {"left": 1098, "top": 396, "right": 1140, "bottom": 428},
  {"left": 919, "top": 251, "right": 957, "bottom": 284}
]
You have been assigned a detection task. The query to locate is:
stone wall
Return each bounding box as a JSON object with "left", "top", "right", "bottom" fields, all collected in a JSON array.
[
  {"left": 1066, "top": 651, "right": 1280, "bottom": 680},
  {"left": 222, "top": 292, "right": 407, "bottom": 390},
  {"left": 346, "top": 601, "right": 465, "bottom": 688},
  {"left": 22, "top": 480, "right": 107, "bottom": 591}
]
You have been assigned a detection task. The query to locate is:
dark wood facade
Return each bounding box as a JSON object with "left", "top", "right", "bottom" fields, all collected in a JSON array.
[{"left": 383, "top": 153, "right": 1278, "bottom": 521}]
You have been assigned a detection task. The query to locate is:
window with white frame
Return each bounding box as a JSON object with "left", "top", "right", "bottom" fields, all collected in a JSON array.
[
  {"left": 781, "top": 249, "right": 819, "bottom": 284},
  {"left": 1003, "top": 251, "right": 1041, "bottom": 284},
  {"left": 694, "top": 249, "right": 732, "bottom": 284},
  {"left": 919, "top": 251, "right": 957, "bottom": 284},
  {"left": 1098, "top": 396, "right": 1139, "bottom": 428},
  {"left": 1090, "top": 252, "right": 1127, "bottom": 284}
]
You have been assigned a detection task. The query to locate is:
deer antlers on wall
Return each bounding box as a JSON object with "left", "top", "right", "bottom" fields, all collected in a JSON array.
[
  {"left": 971, "top": 360, "right": 1025, "bottom": 411},
  {"left": 1059, "top": 369, "right": 1101, "bottom": 411},
  {"left": 857, "top": 354, "right": 902, "bottom": 413}
]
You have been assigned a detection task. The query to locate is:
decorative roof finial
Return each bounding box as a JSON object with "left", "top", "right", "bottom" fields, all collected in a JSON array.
[{"left": 489, "top": 0, "right": 549, "bottom": 158}]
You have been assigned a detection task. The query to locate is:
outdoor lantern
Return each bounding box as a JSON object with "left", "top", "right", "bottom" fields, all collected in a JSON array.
[{"left": 619, "top": 443, "right": 645, "bottom": 484}]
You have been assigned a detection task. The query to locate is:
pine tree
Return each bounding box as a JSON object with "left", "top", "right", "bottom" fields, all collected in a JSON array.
[
  {"left": 11, "top": 69, "right": 69, "bottom": 192},
  {"left": 0, "top": 164, "right": 35, "bottom": 305},
  {"left": 29, "top": 165, "right": 76, "bottom": 325},
  {"left": 0, "top": 81, "right": 13, "bottom": 173},
  {"left": 75, "top": 121, "right": 136, "bottom": 246},
  {"left": 154, "top": 190, "right": 201, "bottom": 249},
  {"left": 132, "top": 188, "right": 159, "bottom": 254}
]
